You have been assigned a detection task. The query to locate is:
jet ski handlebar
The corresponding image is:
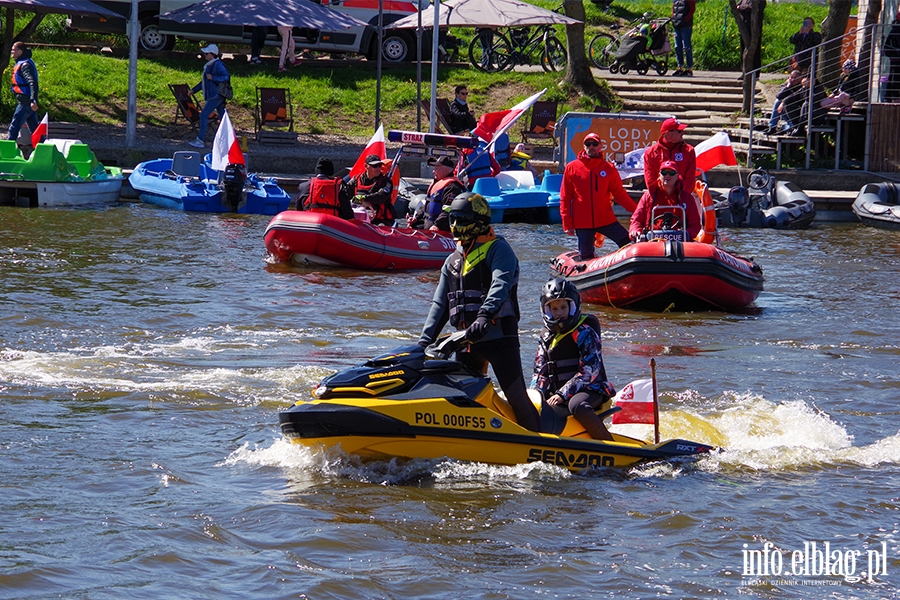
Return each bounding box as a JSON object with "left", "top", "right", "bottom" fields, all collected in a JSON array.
[{"left": 425, "top": 330, "right": 470, "bottom": 360}]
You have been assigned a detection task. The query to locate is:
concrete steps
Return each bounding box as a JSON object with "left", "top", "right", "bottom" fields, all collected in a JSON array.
[{"left": 600, "top": 70, "right": 769, "bottom": 150}]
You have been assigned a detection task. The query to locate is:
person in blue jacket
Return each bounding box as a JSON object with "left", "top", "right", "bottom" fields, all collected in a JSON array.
[
  {"left": 189, "top": 44, "right": 231, "bottom": 148},
  {"left": 8, "top": 42, "right": 39, "bottom": 142}
]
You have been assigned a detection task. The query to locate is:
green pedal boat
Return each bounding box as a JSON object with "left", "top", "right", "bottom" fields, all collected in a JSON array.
[{"left": 0, "top": 139, "right": 123, "bottom": 208}]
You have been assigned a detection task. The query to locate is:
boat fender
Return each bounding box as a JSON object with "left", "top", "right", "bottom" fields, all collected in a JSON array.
[
  {"left": 765, "top": 205, "right": 790, "bottom": 228},
  {"left": 693, "top": 180, "right": 717, "bottom": 244}
]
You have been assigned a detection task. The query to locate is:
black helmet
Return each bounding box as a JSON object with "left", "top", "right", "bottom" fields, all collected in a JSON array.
[
  {"left": 540, "top": 278, "right": 582, "bottom": 333},
  {"left": 448, "top": 192, "right": 491, "bottom": 242}
]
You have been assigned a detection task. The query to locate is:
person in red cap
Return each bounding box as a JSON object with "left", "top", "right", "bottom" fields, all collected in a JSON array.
[
  {"left": 560, "top": 133, "right": 638, "bottom": 260},
  {"left": 630, "top": 160, "right": 701, "bottom": 241},
  {"left": 643, "top": 117, "right": 696, "bottom": 196}
]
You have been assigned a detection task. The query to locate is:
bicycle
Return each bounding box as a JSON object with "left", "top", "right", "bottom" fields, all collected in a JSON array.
[
  {"left": 468, "top": 23, "right": 567, "bottom": 73},
  {"left": 589, "top": 12, "right": 670, "bottom": 74}
]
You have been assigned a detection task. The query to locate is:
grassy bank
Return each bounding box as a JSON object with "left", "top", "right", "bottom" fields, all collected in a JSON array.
[
  {"left": 2, "top": 0, "right": 835, "bottom": 136},
  {"left": 1, "top": 49, "right": 602, "bottom": 138}
]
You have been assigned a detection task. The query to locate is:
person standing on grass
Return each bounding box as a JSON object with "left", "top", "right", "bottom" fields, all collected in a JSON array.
[
  {"left": 277, "top": 25, "right": 296, "bottom": 72},
  {"left": 189, "top": 44, "right": 230, "bottom": 149},
  {"left": 8, "top": 42, "right": 39, "bottom": 143},
  {"left": 672, "top": 0, "right": 695, "bottom": 77}
]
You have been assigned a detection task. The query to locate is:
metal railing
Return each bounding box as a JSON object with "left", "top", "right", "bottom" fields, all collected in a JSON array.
[{"left": 743, "top": 22, "right": 891, "bottom": 171}]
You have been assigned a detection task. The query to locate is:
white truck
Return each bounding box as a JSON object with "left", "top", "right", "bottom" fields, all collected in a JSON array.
[{"left": 67, "top": 0, "right": 423, "bottom": 62}]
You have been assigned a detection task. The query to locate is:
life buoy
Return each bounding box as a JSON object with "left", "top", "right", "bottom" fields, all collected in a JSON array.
[{"left": 693, "top": 177, "right": 717, "bottom": 244}]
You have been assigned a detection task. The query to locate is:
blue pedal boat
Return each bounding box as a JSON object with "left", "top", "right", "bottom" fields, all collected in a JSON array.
[
  {"left": 472, "top": 171, "right": 562, "bottom": 224},
  {"left": 128, "top": 151, "right": 290, "bottom": 215}
]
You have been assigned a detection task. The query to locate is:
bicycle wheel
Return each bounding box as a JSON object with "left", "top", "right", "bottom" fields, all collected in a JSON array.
[
  {"left": 588, "top": 33, "right": 618, "bottom": 70},
  {"left": 468, "top": 31, "right": 512, "bottom": 72},
  {"left": 541, "top": 36, "right": 567, "bottom": 72}
]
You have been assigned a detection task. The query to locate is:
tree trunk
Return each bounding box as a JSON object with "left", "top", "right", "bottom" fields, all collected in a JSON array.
[
  {"left": 860, "top": 0, "right": 883, "bottom": 78},
  {"left": 729, "top": 0, "right": 766, "bottom": 113},
  {"left": 818, "top": 0, "right": 853, "bottom": 90},
  {"left": 562, "top": 0, "right": 602, "bottom": 98},
  {"left": 1, "top": 9, "right": 44, "bottom": 92}
]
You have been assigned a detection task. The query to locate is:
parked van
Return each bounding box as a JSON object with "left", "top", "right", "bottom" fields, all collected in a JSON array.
[{"left": 66, "top": 0, "right": 422, "bottom": 62}]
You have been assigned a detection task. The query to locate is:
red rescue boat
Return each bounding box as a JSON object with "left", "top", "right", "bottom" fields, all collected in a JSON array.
[
  {"left": 550, "top": 239, "right": 764, "bottom": 311},
  {"left": 264, "top": 211, "right": 456, "bottom": 270}
]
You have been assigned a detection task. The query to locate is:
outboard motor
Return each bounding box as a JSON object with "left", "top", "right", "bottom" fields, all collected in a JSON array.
[
  {"left": 727, "top": 185, "right": 750, "bottom": 226},
  {"left": 223, "top": 162, "right": 247, "bottom": 212}
]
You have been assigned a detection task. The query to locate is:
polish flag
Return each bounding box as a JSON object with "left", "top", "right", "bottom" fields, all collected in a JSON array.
[
  {"left": 472, "top": 88, "right": 546, "bottom": 144},
  {"left": 611, "top": 378, "right": 657, "bottom": 425},
  {"left": 349, "top": 124, "right": 386, "bottom": 180},
  {"left": 211, "top": 110, "right": 244, "bottom": 171},
  {"left": 695, "top": 131, "right": 738, "bottom": 172},
  {"left": 31, "top": 113, "right": 49, "bottom": 147}
]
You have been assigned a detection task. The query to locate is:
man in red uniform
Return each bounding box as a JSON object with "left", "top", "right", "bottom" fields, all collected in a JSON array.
[
  {"left": 630, "top": 160, "right": 701, "bottom": 241},
  {"left": 643, "top": 117, "right": 696, "bottom": 195},
  {"left": 560, "top": 132, "right": 638, "bottom": 260}
]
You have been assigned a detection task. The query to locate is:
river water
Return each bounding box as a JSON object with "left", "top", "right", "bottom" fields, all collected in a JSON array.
[{"left": 2, "top": 203, "right": 899, "bottom": 599}]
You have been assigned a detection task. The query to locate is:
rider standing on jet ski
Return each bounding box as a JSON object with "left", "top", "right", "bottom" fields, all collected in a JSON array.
[
  {"left": 531, "top": 278, "right": 615, "bottom": 441},
  {"left": 418, "top": 192, "right": 541, "bottom": 432}
]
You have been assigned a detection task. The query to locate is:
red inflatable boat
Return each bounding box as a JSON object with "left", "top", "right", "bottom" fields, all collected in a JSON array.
[
  {"left": 550, "top": 239, "right": 764, "bottom": 311},
  {"left": 264, "top": 211, "right": 456, "bottom": 270}
]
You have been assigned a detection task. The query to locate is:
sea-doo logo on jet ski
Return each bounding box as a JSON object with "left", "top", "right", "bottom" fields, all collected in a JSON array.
[
  {"left": 369, "top": 370, "right": 405, "bottom": 379},
  {"left": 527, "top": 449, "right": 614, "bottom": 469},
  {"left": 490, "top": 418, "right": 502, "bottom": 429}
]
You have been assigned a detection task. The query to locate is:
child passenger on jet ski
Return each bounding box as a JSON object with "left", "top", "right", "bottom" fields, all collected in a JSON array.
[{"left": 531, "top": 278, "right": 615, "bottom": 441}]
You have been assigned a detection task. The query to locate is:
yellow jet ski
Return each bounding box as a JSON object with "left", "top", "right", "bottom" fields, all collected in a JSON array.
[{"left": 279, "top": 332, "right": 715, "bottom": 472}]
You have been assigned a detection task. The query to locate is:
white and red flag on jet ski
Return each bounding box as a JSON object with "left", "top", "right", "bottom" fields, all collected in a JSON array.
[
  {"left": 695, "top": 131, "right": 738, "bottom": 172},
  {"left": 349, "top": 124, "right": 386, "bottom": 179},
  {"left": 31, "top": 113, "right": 49, "bottom": 147},
  {"left": 472, "top": 88, "right": 546, "bottom": 144},
  {"left": 611, "top": 378, "right": 657, "bottom": 425},
  {"left": 211, "top": 110, "right": 245, "bottom": 170}
]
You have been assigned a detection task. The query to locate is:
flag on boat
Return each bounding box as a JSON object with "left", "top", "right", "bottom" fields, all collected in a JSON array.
[
  {"left": 611, "top": 378, "right": 656, "bottom": 424},
  {"left": 31, "top": 113, "right": 49, "bottom": 148},
  {"left": 211, "top": 110, "right": 244, "bottom": 170},
  {"left": 472, "top": 89, "right": 546, "bottom": 144},
  {"left": 616, "top": 146, "right": 647, "bottom": 181},
  {"left": 695, "top": 131, "right": 738, "bottom": 172},
  {"left": 349, "top": 124, "right": 386, "bottom": 179}
]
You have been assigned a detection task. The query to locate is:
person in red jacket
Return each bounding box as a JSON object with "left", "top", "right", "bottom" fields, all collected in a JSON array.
[
  {"left": 560, "top": 133, "right": 638, "bottom": 261},
  {"left": 630, "top": 160, "right": 701, "bottom": 241},
  {"left": 643, "top": 117, "right": 696, "bottom": 195}
]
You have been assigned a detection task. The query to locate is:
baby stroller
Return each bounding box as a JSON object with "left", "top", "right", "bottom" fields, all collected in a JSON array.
[{"left": 609, "top": 18, "right": 671, "bottom": 76}]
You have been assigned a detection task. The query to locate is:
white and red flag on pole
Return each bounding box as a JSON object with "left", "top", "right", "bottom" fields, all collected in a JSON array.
[
  {"left": 211, "top": 110, "right": 244, "bottom": 171},
  {"left": 349, "top": 124, "right": 386, "bottom": 179},
  {"left": 31, "top": 113, "right": 49, "bottom": 147},
  {"left": 611, "top": 378, "right": 657, "bottom": 425},
  {"left": 694, "top": 131, "right": 738, "bottom": 172},
  {"left": 472, "top": 88, "right": 546, "bottom": 144}
]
